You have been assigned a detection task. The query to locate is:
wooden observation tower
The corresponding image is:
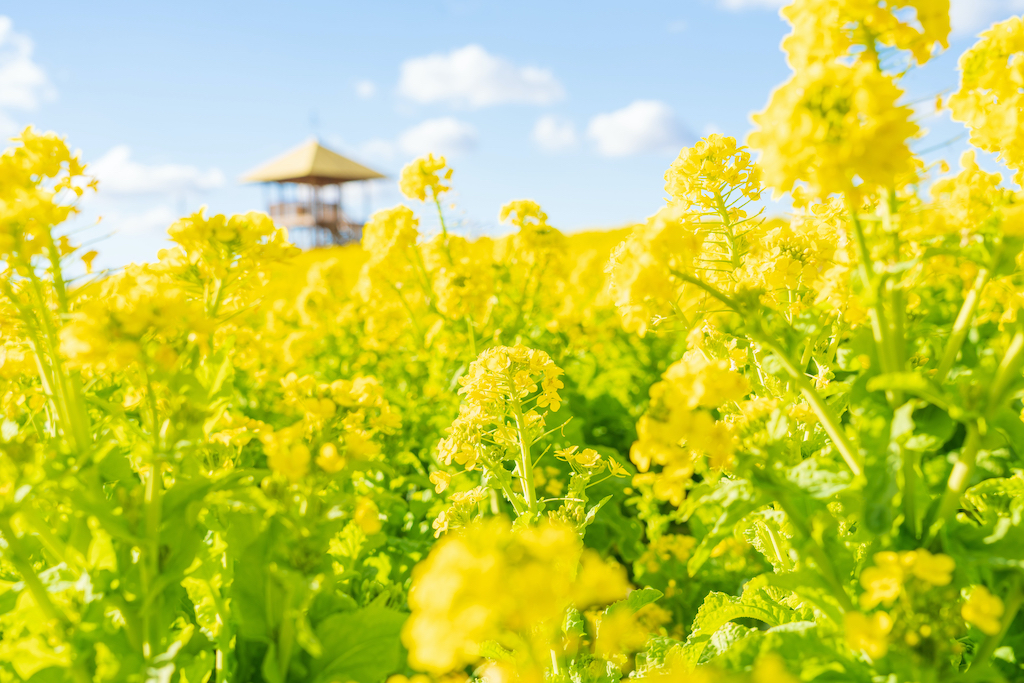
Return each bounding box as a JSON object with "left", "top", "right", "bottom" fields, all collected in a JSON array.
[{"left": 242, "top": 139, "right": 385, "bottom": 247}]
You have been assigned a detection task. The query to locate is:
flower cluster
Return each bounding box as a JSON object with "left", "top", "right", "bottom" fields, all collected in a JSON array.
[
  {"left": 399, "top": 153, "right": 452, "bottom": 202},
  {"left": 437, "top": 345, "right": 563, "bottom": 472},
  {"left": 631, "top": 352, "right": 749, "bottom": 505},
  {"left": 948, "top": 15, "right": 1024, "bottom": 186},
  {"left": 60, "top": 264, "right": 202, "bottom": 371},
  {"left": 403, "top": 517, "right": 630, "bottom": 679},
  {"left": 664, "top": 134, "right": 762, "bottom": 214},
  {"left": 846, "top": 549, "right": 960, "bottom": 660},
  {"left": 0, "top": 127, "right": 93, "bottom": 266},
  {"left": 749, "top": 61, "right": 919, "bottom": 199},
  {"left": 780, "top": 0, "right": 949, "bottom": 70}
]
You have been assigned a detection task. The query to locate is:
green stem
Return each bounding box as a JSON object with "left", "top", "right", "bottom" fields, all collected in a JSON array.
[
  {"left": 928, "top": 422, "right": 980, "bottom": 543},
  {"left": 278, "top": 605, "right": 295, "bottom": 682},
  {"left": 986, "top": 329, "right": 1024, "bottom": 411},
  {"left": 935, "top": 267, "right": 991, "bottom": 383},
  {"left": 25, "top": 269, "right": 90, "bottom": 450},
  {"left": 0, "top": 518, "right": 73, "bottom": 627},
  {"left": 676, "top": 272, "right": 742, "bottom": 311},
  {"left": 775, "top": 497, "right": 854, "bottom": 613},
  {"left": 902, "top": 445, "right": 920, "bottom": 539},
  {"left": 140, "top": 364, "right": 164, "bottom": 660},
  {"left": 432, "top": 193, "right": 450, "bottom": 240},
  {"left": 511, "top": 399, "right": 539, "bottom": 515},
  {"left": 756, "top": 332, "right": 863, "bottom": 477},
  {"left": 929, "top": 328, "right": 1024, "bottom": 542},
  {"left": 480, "top": 453, "right": 527, "bottom": 516},
  {"left": 678, "top": 271, "right": 863, "bottom": 476},
  {"left": 465, "top": 316, "right": 477, "bottom": 357},
  {"left": 847, "top": 204, "right": 899, "bottom": 377}
]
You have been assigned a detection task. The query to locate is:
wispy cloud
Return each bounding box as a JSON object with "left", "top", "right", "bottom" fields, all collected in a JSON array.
[
  {"left": 398, "top": 117, "right": 478, "bottom": 156},
  {"left": 717, "top": 0, "right": 786, "bottom": 11},
  {"left": 355, "top": 79, "right": 376, "bottom": 99},
  {"left": 0, "top": 16, "right": 55, "bottom": 135},
  {"left": 398, "top": 45, "right": 564, "bottom": 108},
  {"left": 91, "top": 146, "right": 224, "bottom": 195},
  {"left": 532, "top": 115, "right": 577, "bottom": 153},
  {"left": 950, "top": 0, "right": 1024, "bottom": 37},
  {"left": 587, "top": 100, "right": 686, "bottom": 157}
]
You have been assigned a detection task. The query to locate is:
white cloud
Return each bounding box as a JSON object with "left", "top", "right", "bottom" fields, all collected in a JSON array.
[
  {"left": 398, "top": 45, "right": 564, "bottom": 108},
  {"left": 0, "top": 16, "right": 54, "bottom": 135},
  {"left": 398, "top": 117, "right": 478, "bottom": 156},
  {"left": 101, "top": 204, "right": 178, "bottom": 237},
  {"left": 668, "top": 20, "right": 688, "bottom": 33},
  {"left": 950, "top": 0, "right": 1024, "bottom": 37},
  {"left": 359, "top": 138, "right": 397, "bottom": 163},
  {"left": 355, "top": 80, "right": 376, "bottom": 99},
  {"left": 702, "top": 123, "right": 724, "bottom": 137},
  {"left": 587, "top": 100, "right": 685, "bottom": 157},
  {"left": 717, "top": 0, "right": 786, "bottom": 10},
  {"left": 532, "top": 115, "right": 577, "bottom": 152},
  {"left": 91, "top": 145, "right": 225, "bottom": 195}
]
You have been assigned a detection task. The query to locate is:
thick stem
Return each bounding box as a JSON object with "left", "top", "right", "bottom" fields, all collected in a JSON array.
[
  {"left": 756, "top": 333, "right": 863, "bottom": 477},
  {"left": 480, "top": 453, "right": 527, "bottom": 516},
  {"left": 847, "top": 205, "right": 899, "bottom": 378},
  {"left": 928, "top": 422, "right": 980, "bottom": 543},
  {"left": 24, "top": 270, "right": 90, "bottom": 450},
  {"left": 511, "top": 399, "right": 538, "bottom": 515},
  {"left": 141, "top": 363, "right": 164, "bottom": 660},
  {"left": 0, "top": 519, "right": 73, "bottom": 628},
  {"left": 432, "top": 193, "right": 450, "bottom": 240},
  {"left": 677, "top": 272, "right": 863, "bottom": 476},
  {"left": 935, "top": 268, "right": 991, "bottom": 383},
  {"left": 775, "top": 497, "right": 854, "bottom": 613},
  {"left": 986, "top": 329, "right": 1024, "bottom": 411},
  {"left": 465, "top": 316, "right": 477, "bottom": 358},
  {"left": 902, "top": 445, "right": 920, "bottom": 539}
]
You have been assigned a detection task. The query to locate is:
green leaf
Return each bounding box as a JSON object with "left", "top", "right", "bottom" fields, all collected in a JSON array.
[
  {"left": 785, "top": 457, "right": 852, "bottom": 499},
  {"left": 583, "top": 494, "right": 613, "bottom": 527},
  {"left": 685, "top": 480, "right": 766, "bottom": 576},
  {"left": 310, "top": 605, "right": 408, "bottom": 683},
  {"left": 866, "top": 373, "right": 955, "bottom": 414},
  {"left": 626, "top": 587, "right": 664, "bottom": 613},
  {"left": 899, "top": 402, "right": 956, "bottom": 453},
  {"left": 678, "top": 579, "right": 801, "bottom": 667}
]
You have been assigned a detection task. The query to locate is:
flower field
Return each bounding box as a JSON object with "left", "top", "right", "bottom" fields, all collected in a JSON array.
[{"left": 5, "top": 1, "right": 1024, "bottom": 682}]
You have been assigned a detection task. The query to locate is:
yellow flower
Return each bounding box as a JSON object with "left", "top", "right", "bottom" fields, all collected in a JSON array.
[
  {"left": 361, "top": 205, "right": 420, "bottom": 263},
  {"left": 962, "top": 586, "right": 1004, "bottom": 635},
  {"left": 354, "top": 497, "right": 383, "bottom": 535},
  {"left": 748, "top": 61, "right": 919, "bottom": 200},
  {"left": 605, "top": 204, "right": 706, "bottom": 336},
  {"left": 268, "top": 443, "right": 310, "bottom": 482},
  {"left": 664, "top": 134, "right": 762, "bottom": 211},
  {"left": 752, "top": 653, "right": 800, "bottom": 683},
  {"left": 556, "top": 445, "right": 603, "bottom": 470},
  {"left": 399, "top": 153, "right": 452, "bottom": 201},
  {"left": 906, "top": 548, "right": 955, "bottom": 586},
  {"left": 845, "top": 610, "right": 892, "bottom": 659},
  {"left": 316, "top": 442, "right": 346, "bottom": 473},
  {"left": 948, "top": 16, "right": 1024, "bottom": 187},
  {"left": 403, "top": 517, "right": 629, "bottom": 675},
  {"left": 781, "top": 0, "right": 949, "bottom": 70},
  {"left": 931, "top": 151, "right": 1009, "bottom": 232},
  {"left": 429, "top": 470, "right": 452, "bottom": 493},
  {"left": 499, "top": 199, "right": 547, "bottom": 228},
  {"left": 81, "top": 249, "right": 98, "bottom": 273},
  {"left": 859, "top": 552, "right": 904, "bottom": 609}
]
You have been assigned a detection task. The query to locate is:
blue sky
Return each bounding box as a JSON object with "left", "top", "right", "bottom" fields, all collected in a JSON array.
[{"left": 5, "top": 0, "right": 1024, "bottom": 267}]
